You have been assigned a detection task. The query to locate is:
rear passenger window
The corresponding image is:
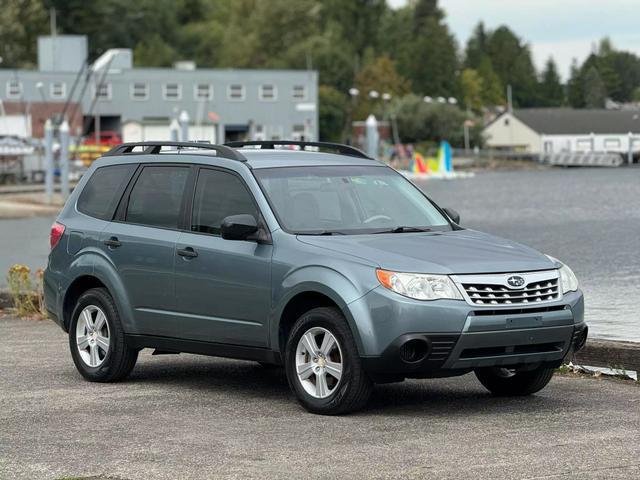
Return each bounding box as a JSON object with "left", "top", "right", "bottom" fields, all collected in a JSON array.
[
  {"left": 191, "top": 169, "right": 258, "bottom": 235},
  {"left": 125, "top": 166, "right": 189, "bottom": 229},
  {"left": 77, "top": 164, "right": 136, "bottom": 220}
]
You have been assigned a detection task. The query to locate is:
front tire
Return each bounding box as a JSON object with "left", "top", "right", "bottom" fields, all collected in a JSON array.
[
  {"left": 285, "top": 307, "right": 372, "bottom": 415},
  {"left": 475, "top": 365, "right": 555, "bottom": 396},
  {"left": 69, "top": 288, "right": 138, "bottom": 382}
]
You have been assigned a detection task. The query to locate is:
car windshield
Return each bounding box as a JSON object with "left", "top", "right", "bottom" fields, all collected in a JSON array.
[{"left": 254, "top": 165, "right": 452, "bottom": 235}]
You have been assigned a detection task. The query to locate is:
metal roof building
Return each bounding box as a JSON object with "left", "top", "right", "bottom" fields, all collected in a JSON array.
[{"left": 0, "top": 35, "right": 318, "bottom": 143}]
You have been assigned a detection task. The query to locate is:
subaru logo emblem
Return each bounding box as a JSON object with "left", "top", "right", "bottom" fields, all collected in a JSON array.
[{"left": 507, "top": 275, "right": 525, "bottom": 288}]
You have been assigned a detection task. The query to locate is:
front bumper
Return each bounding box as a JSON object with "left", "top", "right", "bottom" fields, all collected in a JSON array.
[{"left": 349, "top": 286, "right": 586, "bottom": 382}]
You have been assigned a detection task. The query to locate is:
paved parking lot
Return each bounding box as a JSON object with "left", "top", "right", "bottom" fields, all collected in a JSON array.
[{"left": 1, "top": 316, "right": 639, "bottom": 479}]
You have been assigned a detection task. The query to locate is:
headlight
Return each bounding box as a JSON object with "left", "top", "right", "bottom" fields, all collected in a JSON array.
[
  {"left": 376, "top": 269, "right": 463, "bottom": 301},
  {"left": 545, "top": 255, "right": 579, "bottom": 293}
]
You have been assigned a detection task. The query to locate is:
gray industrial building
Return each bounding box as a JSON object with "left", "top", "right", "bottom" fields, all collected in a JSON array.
[{"left": 0, "top": 35, "right": 318, "bottom": 143}]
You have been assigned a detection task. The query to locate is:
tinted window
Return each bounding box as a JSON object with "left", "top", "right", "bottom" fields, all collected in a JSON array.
[
  {"left": 191, "top": 169, "right": 258, "bottom": 235},
  {"left": 77, "top": 164, "right": 136, "bottom": 220},
  {"left": 125, "top": 166, "right": 189, "bottom": 229}
]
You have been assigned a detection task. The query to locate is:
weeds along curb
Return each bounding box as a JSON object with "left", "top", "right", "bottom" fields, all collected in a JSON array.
[{"left": 573, "top": 339, "right": 640, "bottom": 378}]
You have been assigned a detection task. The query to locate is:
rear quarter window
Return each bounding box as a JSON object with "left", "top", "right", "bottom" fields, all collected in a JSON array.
[{"left": 77, "top": 164, "right": 137, "bottom": 220}]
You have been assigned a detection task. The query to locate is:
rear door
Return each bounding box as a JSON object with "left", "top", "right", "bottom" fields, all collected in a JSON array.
[
  {"left": 173, "top": 167, "right": 272, "bottom": 347},
  {"left": 99, "top": 164, "right": 192, "bottom": 335}
]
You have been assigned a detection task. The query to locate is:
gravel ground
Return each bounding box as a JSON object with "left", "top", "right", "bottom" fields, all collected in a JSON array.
[{"left": 1, "top": 316, "right": 638, "bottom": 480}]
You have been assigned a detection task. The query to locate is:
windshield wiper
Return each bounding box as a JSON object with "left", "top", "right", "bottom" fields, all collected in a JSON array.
[
  {"left": 373, "top": 226, "right": 432, "bottom": 234},
  {"left": 297, "top": 230, "right": 346, "bottom": 236}
]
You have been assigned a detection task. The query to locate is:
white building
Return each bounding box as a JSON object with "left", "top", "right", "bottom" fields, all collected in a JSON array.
[{"left": 483, "top": 109, "right": 640, "bottom": 160}]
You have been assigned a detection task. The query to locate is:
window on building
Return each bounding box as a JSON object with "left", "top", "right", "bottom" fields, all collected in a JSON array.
[
  {"left": 6, "top": 80, "right": 22, "bottom": 99},
  {"left": 270, "top": 126, "right": 283, "bottom": 140},
  {"left": 253, "top": 124, "right": 266, "bottom": 141},
  {"left": 227, "top": 84, "right": 245, "bottom": 101},
  {"left": 194, "top": 84, "right": 213, "bottom": 101},
  {"left": 50, "top": 82, "right": 66, "bottom": 100},
  {"left": 94, "top": 83, "right": 112, "bottom": 100},
  {"left": 292, "top": 124, "right": 306, "bottom": 141},
  {"left": 131, "top": 82, "right": 149, "bottom": 101},
  {"left": 125, "top": 166, "right": 190, "bottom": 229},
  {"left": 604, "top": 138, "right": 621, "bottom": 150},
  {"left": 77, "top": 165, "right": 137, "bottom": 220},
  {"left": 191, "top": 169, "right": 259, "bottom": 236},
  {"left": 259, "top": 84, "right": 277, "bottom": 101},
  {"left": 576, "top": 139, "right": 592, "bottom": 152},
  {"left": 163, "top": 83, "right": 182, "bottom": 101},
  {"left": 292, "top": 85, "right": 307, "bottom": 100}
]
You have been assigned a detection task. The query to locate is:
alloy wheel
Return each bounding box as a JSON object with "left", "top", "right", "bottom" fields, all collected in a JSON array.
[
  {"left": 295, "top": 327, "right": 343, "bottom": 399},
  {"left": 75, "top": 305, "right": 110, "bottom": 367}
]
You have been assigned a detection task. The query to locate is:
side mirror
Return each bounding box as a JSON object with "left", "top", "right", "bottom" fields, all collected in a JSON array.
[
  {"left": 443, "top": 207, "right": 460, "bottom": 225},
  {"left": 221, "top": 214, "right": 259, "bottom": 241}
]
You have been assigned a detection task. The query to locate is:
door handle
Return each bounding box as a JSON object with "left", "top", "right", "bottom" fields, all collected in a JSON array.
[
  {"left": 103, "top": 236, "right": 122, "bottom": 248},
  {"left": 177, "top": 246, "right": 198, "bottom": 258}
]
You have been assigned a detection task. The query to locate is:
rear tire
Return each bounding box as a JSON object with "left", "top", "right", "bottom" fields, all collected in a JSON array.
[
  {"left": 474, "top": 365, "right": 555, "bottom": 396},
  {"left": 285, "top": 307, "right": 372, "bottom": 415},
  {"left": 68, "top": 288, "right": 138, "bottom": 382}
]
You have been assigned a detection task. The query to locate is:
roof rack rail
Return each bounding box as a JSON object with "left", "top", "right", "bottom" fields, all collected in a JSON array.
[
  {"left": 104, "top": 141, "right": 247, "bottom": 162},
  {"left": 223, "top": 140, "right": 372, "bottom": 159}
]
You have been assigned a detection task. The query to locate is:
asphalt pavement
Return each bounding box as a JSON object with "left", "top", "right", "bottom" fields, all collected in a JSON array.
[{"left": 1, "top": 316, "right": 638, "bottom": 480}]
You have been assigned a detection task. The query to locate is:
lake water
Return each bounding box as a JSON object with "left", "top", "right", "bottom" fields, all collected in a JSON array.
[
  {"left": 1, "top": 167, "right": 638, "bottom": 342},
  {"left": 419, "top": 167, "right": 640, "bottom": 343}
]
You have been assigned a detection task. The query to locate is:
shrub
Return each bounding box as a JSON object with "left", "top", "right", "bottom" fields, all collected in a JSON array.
[{"left": 6, "top": 264, "right": 45, "bottom": 318}]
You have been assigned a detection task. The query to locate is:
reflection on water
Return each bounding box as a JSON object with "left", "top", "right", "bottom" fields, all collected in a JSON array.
[{"left": 421, "top": 167, "right": 640, "bottom": 343}]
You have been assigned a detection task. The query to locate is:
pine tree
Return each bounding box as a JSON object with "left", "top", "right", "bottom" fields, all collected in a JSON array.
[{"left": 539, "top": 58, "right": 564, "bottom": 106}]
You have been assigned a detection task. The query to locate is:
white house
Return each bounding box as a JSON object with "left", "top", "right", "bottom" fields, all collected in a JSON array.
[{"left": 483, "top": 108, "right": 640, "bottom": 160}]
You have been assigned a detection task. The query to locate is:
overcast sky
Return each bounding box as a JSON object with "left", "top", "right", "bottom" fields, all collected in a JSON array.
[{"left": 387, "top": 0, "right": 640, "bottom": 80}]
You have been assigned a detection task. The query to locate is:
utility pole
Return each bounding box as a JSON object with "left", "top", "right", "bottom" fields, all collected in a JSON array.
[
  {"left": 50, "top": 8, "right": 57, "bottom": 70},
  {"left": 44, "top": 119, "right": 54, "bottom": 204},
  {"left": 59, "top": 119, "right": 70, "bottom": 199},
  {"left": 507, "top": 84, "right": 513, "bottom": 113}
]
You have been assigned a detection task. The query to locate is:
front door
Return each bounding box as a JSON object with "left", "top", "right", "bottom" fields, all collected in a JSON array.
[
  {"left": 174, "top": 167, "right": 272, "bottom": 347},
  {"left": 100, "top": 164, "right": 190, "bottom": 336}
]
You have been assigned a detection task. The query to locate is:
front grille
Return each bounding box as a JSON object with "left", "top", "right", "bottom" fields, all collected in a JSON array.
[{"left": 462, "top": 277, "right": 560, "bottom": 306}]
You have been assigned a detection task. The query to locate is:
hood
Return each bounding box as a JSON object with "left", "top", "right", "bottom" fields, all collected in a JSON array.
[{"left": 297, "top": 229, "right": 555, "bottom": 274}]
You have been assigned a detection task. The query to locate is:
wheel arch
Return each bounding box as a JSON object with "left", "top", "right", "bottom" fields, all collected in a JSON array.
[{"left": 272, "top": 284, "right": 365, "bottom": 358}]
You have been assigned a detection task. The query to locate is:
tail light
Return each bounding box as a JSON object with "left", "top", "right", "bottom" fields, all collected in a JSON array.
[{"left": 50, "top": 222, "right": 66, "bottom": 250}]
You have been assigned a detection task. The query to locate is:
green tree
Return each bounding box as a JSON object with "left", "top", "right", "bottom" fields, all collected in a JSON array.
[
  {"left": 459, "top": 69, "right": 483, "bottom": 111},
  {"left": 477, "top": 57, "right": 503, "bottom": 106},
  {"left": 404, "top": 14, "right": 459, "bottom": 97},
  {"left": 538, "top": 58, "right": 564, "bottom": 106},
  {"left": 318, "top": 85, "right": 347, "bottom": 142},
  {"left": 583, "top": 66, "right": 606, "bottom": 108},
  {"left": 464, "top": 22, "right": 489, "bottom": 69},
  {"left": 486, "top": 26, "right": 538, "bottom": 107},
  {"left": 390, "top": 93, "right": 474, "bottom": 146},
  {"left": 567, "top": 59, "right": 584, "bottom": 107},
  {"left": 0, "top": 0, "right": 48, "bottom": 68},
  {"left": 353, "top": 55, "right": 411, "bottom": 119},
  {"left": 133, "top": 34, "right": 177, "bottom": 67}
]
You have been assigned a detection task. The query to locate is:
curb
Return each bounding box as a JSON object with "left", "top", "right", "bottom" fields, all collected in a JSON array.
[{"left": 573, "top": 339, "right": 640, "bottom": 375}]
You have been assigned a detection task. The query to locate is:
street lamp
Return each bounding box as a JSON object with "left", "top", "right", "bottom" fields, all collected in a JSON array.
[
  {"left": 382, "top": 93, "right": 392, "bottom": 101},
  {"left": 437, "top": 96, "right": 446, "bottom": 103},
  {"left": 369, "top": 90, "right": 380, "bottom": 99},
  {"left": 423, "top": 96, "right": 432, "bottom": 103},
  {"left": 448, "top": 97, "right": 458, "bottom": 105},
  {"left": 349, "top": 87, "right": 359, "bottom": 97}
]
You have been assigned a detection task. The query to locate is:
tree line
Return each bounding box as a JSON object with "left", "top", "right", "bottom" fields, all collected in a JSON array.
[{"left": 3, "top": 0, "right": 640, "bottom": 144}]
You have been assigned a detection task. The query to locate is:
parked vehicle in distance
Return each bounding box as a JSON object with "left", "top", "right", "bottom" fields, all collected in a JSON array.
[{"left": 43, "top": 140, "right": 588, "bottom": 414}]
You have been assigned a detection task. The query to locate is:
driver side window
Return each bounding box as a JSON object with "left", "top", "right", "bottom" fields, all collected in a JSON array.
[{"left": 191, "top": 168, "right": 259, "bottom": 235}]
